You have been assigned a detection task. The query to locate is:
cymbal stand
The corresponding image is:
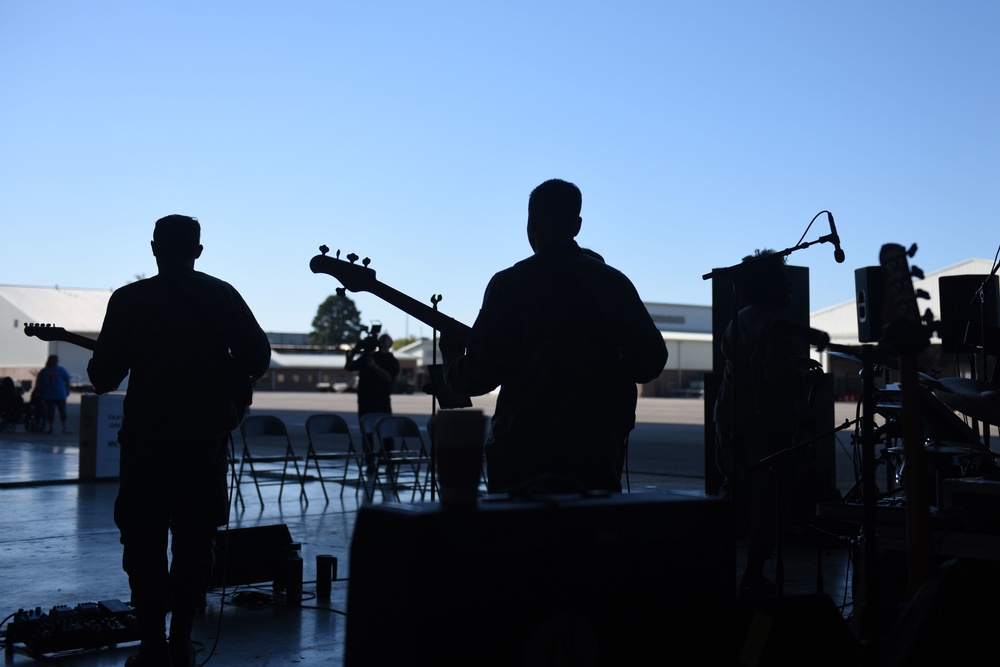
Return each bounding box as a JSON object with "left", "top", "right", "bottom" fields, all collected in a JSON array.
[
  {"left": 972, "top": 269, "right": 998, "bottom": 449},
  {"left": 747, "top": 416, "right": 859, "bottom": 595},
  {"left": 856, "top": 345, "right": 882, "bottom": 654}
]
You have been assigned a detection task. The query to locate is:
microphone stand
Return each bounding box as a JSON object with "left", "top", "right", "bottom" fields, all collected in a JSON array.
[
  {"left": 969, "top": 264, "right": 1000, "bottom": 449},
  {"left": 428, "top": 294, "right": 443, "bottom": 502}
]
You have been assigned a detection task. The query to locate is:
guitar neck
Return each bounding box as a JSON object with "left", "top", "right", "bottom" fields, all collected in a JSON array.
[
  {"left": 309, "top": 251, "right": 472, "bottom": 338},
  {"left": 61, "top": 333, "right": 97, "bottom": 352},
  {"left": 367, "top": 282, "right": 471, "bottom": 339},
  {"left": 23, "top": 325, "right": 97, "bottom": 352}
]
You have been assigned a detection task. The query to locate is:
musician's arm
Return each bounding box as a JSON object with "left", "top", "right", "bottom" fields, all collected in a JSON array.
[
  {"left": 344, "top": 345, "right": 361, "bottom": 371},
  {"left": 87, "top": 291, "right": 131, "bottom": 394},
  {"left": 443, "top": 277, "right": 507, "bottom": 396},
  {"left": 617, "top": 276, "right": 668, "bottom": 383},
  {"left": 225, "top": 287, "right": 271, "bottom": 381}
]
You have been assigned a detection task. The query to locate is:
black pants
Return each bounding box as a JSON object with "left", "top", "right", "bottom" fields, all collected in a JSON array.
[{"left": 115, "top": 434, "right": 229, "bottom": 631}]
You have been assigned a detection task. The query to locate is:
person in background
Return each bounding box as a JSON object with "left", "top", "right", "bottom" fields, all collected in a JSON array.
[
  {"left": 36, "top": 354, "right": 72, "bottom": 434},
  {"left": 441, "top": 178, "right": 667, "bottom": 494},
  {"left": 88, "top": 214, "right": 271, "bottom": 667},
  {"left": 346, "top": 331, "right": 400, "bottom": 476},
  {"left": 0, "top": 376, "right": 25, "bottom": 429},
  {"left": 345, "top": 331, "right": 400, "bottom": 420}
]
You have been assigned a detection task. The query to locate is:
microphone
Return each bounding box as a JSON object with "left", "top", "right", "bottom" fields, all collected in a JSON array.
[{"left": 828, "top": 212, "right": 845, "bottom": 263}]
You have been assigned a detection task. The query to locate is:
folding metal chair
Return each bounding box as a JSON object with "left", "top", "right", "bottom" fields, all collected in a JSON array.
[
  {"left": 304, "top": 413, "right": 363, "bottom": 502},
  {"left": 236, "top": 415, "right": 307, "bottom": 509},
  {"left": 372, "top": 415, "right": 432, "bottom": 502},
  {"left": 358, "top": 412, "right": 391, "bottom": 500}
]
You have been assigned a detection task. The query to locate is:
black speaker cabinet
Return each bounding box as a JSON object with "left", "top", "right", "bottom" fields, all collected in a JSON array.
[
  {"left": 938, "top": 274, "right": 1000, "bottom": 352},
  {"left": 711, "top": 264, "right": 810, "bottom": 374},
  {"left": 208, "top": 524, "right": 292, "bottom": 590},
  {"left": 855, "top": 266, "right": 884, "bottom": 343},
  {"left": 345, "top": 494, "right": 734, "bottom": 666}
]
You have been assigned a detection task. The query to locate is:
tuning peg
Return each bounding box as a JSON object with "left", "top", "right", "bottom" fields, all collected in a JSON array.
[
  {"left": 907, "top": 243, "right": 918, "bottom": 258},
  {"left": 335, "top": 249, "right": 341, "bottom": 259},
  {"left": 319, "top": 245, "right": 329, "bottom": 255},
  {"left": 346, "top": 252, "right": 359, "bottom": 264},
  {"left": 336, "top": 287, "right": 346, "bottom": 297},
  {"left": 431, "top": 294, "right": 442, "bottom": 306},
  {"left": 911, "top": 266, "right": 925, "bottom": 280},
  {"left": 362, "top": 257, "right": 371, "bottom": 268},
  {"left": 915, "top": 288, "right": 930, "bottom": 300}
]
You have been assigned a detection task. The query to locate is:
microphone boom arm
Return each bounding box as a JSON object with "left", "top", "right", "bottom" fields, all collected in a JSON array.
[{"left": 702, "top": 232, "right": 841, "bottom": 281}]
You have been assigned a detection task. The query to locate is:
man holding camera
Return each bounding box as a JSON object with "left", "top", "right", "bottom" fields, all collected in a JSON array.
[{"left": 345, "top": 330, "right": 399, "bottom": 420}]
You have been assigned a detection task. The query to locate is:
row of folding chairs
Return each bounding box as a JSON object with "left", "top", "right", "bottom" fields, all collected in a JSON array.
[{"left": 229, "top": 412, "right": 440, "bottom": 510}]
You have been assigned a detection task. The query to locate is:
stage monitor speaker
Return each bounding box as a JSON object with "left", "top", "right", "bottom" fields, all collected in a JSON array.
[
  {"left": 938, "top": 274, "right": 1000, "bottom": 353},
  {"left": 208, "top": 524, "right": 292, "bottom": 590},
  {"left": 855, "top": 266, "right": 884, "bottom": 343},
  {"left": 345, "top": 494, "right": 734, "bottom": 667},
  {"left": 734, "top": 594, "right": 859, "bottom": 667}
]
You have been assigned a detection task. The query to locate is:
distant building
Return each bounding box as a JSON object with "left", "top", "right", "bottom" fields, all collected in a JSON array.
[
  {"left": 0, "top": 285, "right": 110, "bottom": 391},
  {"left": 18, "top": 264, "right": 989, "bottom": 404},
  {"left": 0, "top": 285, "right": 713, "bottom": 397},
  {"left": 643, "top": 303, "right": 713, "bottom": 397}
]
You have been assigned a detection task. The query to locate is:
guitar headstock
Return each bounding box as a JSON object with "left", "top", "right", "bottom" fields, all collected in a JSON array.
[
  {"left": 879, "top": 243, "right": 933, "bottom": 355},
  {"left": 309, "top": 246, "right": 377, "bottom": 294},
  {"left": 23, "top": 323, "right": 70, "bottom": 342}
]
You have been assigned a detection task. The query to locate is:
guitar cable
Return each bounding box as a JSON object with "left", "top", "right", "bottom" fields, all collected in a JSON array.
[{"left": 192, "top": 430, "right": 238, "bottom": 667}]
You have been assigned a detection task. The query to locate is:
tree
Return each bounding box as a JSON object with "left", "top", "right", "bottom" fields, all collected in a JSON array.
[{"left": 309, "top": 294, "right": 362, "bottom": 348}]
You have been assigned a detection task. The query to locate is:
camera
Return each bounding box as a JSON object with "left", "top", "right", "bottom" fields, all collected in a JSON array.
[{"left": 354, "top": 323, "right": 382, "bottom": 355}]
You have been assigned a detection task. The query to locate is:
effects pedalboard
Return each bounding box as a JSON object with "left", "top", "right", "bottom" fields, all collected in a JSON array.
[{"left": 5, "top": 599, "right": 141, "bottom": 655}]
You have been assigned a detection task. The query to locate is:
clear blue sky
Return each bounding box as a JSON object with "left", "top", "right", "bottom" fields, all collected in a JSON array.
[{"left": 2, "top": 2, "right": 997, "bottom": 340}]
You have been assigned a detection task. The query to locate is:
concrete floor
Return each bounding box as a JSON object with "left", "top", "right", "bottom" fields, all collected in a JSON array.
[{"left": 1, "top": 394, "right": 861, "bottom": 666}]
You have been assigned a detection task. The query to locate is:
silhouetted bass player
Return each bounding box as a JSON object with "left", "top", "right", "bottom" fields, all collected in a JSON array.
[{"left": 440, "top": 179, "right": 667, "bottom": 494}]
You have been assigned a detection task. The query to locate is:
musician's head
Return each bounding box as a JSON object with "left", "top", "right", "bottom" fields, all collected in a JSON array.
[
  {"left": 741, "top": 249, "right": 791, "bottom": 307},
  {"left": 378, "top": 334, "right": 393, "bottom": 352},
  {"left": 45, "top": 355, "right": 58, "bottom": 367},
  {"left": 527, "top": 179, "right": 582, "bottom": 252},
  {"left": 152, "top": 214, "right": 203, "bottom": 267}
]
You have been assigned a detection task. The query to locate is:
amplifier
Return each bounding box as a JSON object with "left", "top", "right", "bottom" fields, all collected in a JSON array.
[
  {"left": 344, "top": 493, "right": 733, "bottom": 666},
  {"left": 208, "top": 524, "right": 293, "bottom": 590}
]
